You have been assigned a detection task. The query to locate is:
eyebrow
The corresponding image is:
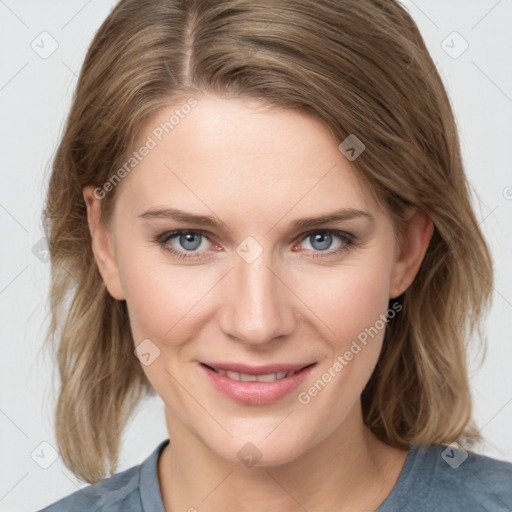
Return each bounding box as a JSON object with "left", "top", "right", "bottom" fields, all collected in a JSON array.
[{"left": 138, "top": 207, "right": 373, "bottom": 231}]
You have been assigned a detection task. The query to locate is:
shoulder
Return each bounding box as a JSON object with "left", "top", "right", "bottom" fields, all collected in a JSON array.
[
  {"left": 37, "top": 440, "right": 169, "bottom": 512},
  {"left": 435, "top": 444, "right": 512, "bottom": 484},
  {"left": 381, "top": 443, "right": 512, "bottom": 511},
  {"left": 37, "top": 464, "right": 142, "bottom": 512}
]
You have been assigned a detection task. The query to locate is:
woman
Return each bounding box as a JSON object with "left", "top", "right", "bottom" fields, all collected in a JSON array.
[{"left": 39, "top": 0, "right": 512, "bottom": 510}]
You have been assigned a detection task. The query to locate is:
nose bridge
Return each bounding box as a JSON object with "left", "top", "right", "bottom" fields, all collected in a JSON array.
[{"left": 219, "top": 243, "right": 295, "bottom": 345}]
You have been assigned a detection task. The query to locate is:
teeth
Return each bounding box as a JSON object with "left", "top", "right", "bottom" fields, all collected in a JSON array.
[
  {"left": 215, "top": 369, "right": 297, "bottom": 382},
  {"left": 255, "top": 373, "right": 276, "bottom": 382},
  {"left": 240, "top": 373, "right": 257, "bottom": 382}
]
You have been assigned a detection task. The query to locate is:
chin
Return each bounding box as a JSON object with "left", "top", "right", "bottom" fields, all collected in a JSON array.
[{"left": 204, "top": 423, "right": 316, "bottom": 469}]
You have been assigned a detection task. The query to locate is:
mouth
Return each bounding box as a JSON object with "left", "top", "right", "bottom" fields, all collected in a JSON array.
[
  {"left": 201, "top": 362, "right": 314, "bottom": 381},
  {"left": 199, "top": 361, "right": 316, "bottom": 405}
]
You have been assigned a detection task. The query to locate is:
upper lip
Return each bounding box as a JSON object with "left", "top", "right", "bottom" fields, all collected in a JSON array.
[{"left": 200, "top": 361, "right": 316, "bottom": 375}]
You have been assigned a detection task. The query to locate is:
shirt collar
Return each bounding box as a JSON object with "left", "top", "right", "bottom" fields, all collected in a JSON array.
[{"left": 139, "top": 438, "right": 170, "bottom": 512}]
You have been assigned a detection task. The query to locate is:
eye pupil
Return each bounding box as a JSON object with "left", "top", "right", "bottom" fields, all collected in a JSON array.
[
  {"left": 180, "top": 232, "right": 202, "bottom": 250},
  {"left": 310, "top": 232, "right": 332, "bottom": 251}
]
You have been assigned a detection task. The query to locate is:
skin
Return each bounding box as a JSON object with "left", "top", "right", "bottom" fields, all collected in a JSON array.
[{"left": 83, "top": 94, "right": 433, "bottom": 511}]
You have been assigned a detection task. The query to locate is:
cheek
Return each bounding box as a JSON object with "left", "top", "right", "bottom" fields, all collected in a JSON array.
[
  {"left": 118, "top": 250, "right": 214, "bottom": 408},
  {"left": 291, "top": 263, "right": 392, "bottom": 431},
  {"left": 338, "top": 269, "right": 390, "bottom": 343},
  {"left": 112, "top": 225, "right": 202, "bottom": 344},
  {"left": 120, "top": 258, "right": 210, "bottom": 346},
  {"left": 296, "top": 257, "right": 393, "bottom": 351}
]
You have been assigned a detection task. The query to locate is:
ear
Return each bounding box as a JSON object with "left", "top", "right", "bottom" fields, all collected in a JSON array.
[
  {"left": 83, "top": 186, "right": 125, "bottom": 300},
  {"left": 389, "top": 208, "right": 433, "bottom": 298}
]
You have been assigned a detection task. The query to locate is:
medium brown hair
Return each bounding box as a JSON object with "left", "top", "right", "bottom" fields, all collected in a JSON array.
[{"left": 43, "top": 0, "right": 493, "bottom": 483}]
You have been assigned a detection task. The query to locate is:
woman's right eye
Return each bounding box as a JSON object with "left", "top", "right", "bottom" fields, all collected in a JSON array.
[{"left": 154, "top": 230, "right": 214, "bottom": 260}]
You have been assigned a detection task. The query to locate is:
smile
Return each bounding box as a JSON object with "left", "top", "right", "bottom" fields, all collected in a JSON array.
[
  {"left": 211, "top": 369, "right": 298, "bottom": 382},
  {"left": 199, "top": 362, "right": 316, "bottom": 405}
]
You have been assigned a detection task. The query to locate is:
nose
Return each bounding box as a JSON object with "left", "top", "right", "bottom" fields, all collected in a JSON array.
[{"left": 218, "top": 250, "right": 297, "bottom": 347}]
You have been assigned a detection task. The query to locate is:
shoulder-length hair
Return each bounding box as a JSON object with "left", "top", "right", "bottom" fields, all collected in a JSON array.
[{"left": 43, "top": 0, "right": 493, "bottom": 483}]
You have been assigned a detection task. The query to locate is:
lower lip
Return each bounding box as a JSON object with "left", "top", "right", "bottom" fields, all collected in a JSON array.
[{"left": 200, "top": 363, "right": 316, "bottom": 406}]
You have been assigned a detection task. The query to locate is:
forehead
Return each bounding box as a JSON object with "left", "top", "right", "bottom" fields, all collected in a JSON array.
[{"left": 114, "top": 95, "right": 381, "bottom": 227}]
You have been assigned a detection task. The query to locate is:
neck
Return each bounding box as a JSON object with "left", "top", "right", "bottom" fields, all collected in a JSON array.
[{"left": 158, "top": 402, "right": 408, "bottom": 512}]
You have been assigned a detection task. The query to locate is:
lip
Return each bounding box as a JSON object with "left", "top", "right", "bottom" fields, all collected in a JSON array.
[
  {"left": 199, "top": 361, "right": 316, "bottom": 406},
  {"left": 201, "top": 361, "right": 313, "bottom": 375}
]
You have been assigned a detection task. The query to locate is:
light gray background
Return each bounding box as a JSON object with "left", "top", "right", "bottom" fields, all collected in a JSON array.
[{"left": 1, "top": 1, "right": 511, "bottom": 510}]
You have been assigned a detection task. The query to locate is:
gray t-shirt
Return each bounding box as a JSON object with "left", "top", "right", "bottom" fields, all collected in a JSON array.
[{"left": 38, "top": 439, "right": 512, "bottom": 511}]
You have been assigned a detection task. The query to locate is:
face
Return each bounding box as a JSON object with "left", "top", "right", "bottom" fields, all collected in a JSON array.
[{"left": 85, "top": 94, "right": 431, "bottom": 467}]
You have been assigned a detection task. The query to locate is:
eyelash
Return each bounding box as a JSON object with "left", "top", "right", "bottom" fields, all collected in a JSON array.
[{"left": 153, "top": 229, "right": 356, "bottom": 261}]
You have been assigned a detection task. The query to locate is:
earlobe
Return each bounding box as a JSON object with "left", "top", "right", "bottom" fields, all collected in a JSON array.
[
  {"left": 389, "top": 209, "right": 434, "bottom": 299},
  {"left": 82, "top": 186, "right": 125, "bottom": 300}
]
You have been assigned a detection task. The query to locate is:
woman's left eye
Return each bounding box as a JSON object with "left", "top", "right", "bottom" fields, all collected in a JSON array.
[
  {"left": 153, "top": 229, "right": 355, "bottom": 261},
  {"left": 295, "top": 230, "right": 355, "bottom": 258}
]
